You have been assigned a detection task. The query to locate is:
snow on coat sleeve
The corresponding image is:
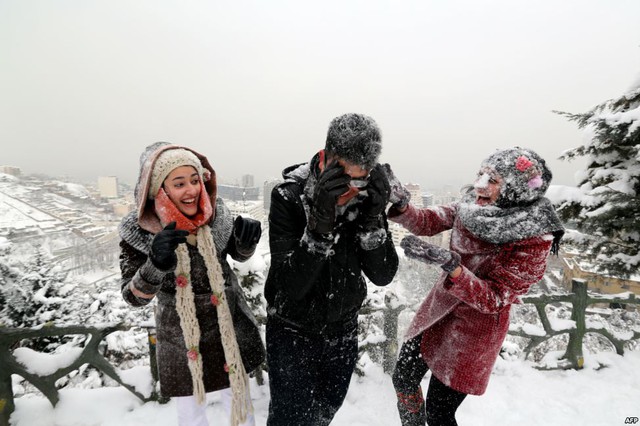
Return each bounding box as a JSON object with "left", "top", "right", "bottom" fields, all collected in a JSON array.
[
  {"left": 268, "top": 180, "right": 398, "bottom": 303},
  {"left": 445, "top": 236, "right": 552, "bottom": 314},
  {"left": 357, "top": 214, "right": 398, "bottom": 286},
  {"left": 267, "top": 183, "right": 331, "bottom": 301},
  {"left": 388, "top": 203, "right": 457, "bottom": 236}
]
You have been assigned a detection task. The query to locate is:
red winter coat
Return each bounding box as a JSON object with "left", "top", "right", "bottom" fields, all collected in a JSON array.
[{"left": 390, "top": 203, "right": 552, "bottom": 395}]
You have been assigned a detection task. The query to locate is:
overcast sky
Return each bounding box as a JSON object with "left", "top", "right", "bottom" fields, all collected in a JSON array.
[{"left": 1, "top": 0, "right": 639, "bottom": 191}]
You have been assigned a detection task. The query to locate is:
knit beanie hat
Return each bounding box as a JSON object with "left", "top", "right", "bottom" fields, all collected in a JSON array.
[
  {"left": 149, "top": 148, "right": 206, "bottom": 199},
  {"left": 325, "top": 113, "right": 382, "bottom": 170},
  {"left": 481, "top": 147, "right": 552, "bottom": 208}
]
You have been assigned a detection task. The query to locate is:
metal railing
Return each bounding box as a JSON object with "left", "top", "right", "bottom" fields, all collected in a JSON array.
[
  {"left": 357, "top": 278, "right": 640, "bottom": 377},
  {"left": 508, "top": 278, "right": 640, "bottom": 369},
  {"left": 2, "top": 279, "right": 638, "bottom": 425},
  {"left": 0, "top": 323, "right": 159, "bottom": 426}
]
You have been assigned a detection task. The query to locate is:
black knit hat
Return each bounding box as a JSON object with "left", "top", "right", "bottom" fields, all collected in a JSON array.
[{"left": 325, "top": 113, "right": 382, "bottom": 170}]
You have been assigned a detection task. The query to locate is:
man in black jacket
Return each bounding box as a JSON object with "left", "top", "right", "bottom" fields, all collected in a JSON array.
[{"left": 264, "top": 113, "right": 399, "bottom": 425}]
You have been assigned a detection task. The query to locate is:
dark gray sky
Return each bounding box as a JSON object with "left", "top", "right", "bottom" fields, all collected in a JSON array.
[{"left": 1, "top": 0, "right": 639, "bottom": 191}]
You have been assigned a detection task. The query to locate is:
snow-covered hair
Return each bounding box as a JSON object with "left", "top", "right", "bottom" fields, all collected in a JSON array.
[
  {"left": 325, "top": 113, "right": 382, "bottom": 170},
  {"left": 482, "top": 147, "right": 552, "bottom": 208}
]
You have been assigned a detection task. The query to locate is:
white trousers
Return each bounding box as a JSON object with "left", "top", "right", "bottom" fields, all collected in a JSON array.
[{"left": 176, "top": 388, "right": 255, "bottom": 426}]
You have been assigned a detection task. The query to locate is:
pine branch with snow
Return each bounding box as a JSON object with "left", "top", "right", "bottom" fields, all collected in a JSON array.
[{"left": 554, "top": 73, "right": 640, "bottom": 278}]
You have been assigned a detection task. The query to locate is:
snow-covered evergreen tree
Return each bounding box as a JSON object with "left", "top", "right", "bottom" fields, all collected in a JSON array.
[
  {"left": 1, "top": 245, "right": 69, "bottom": 328},
  {"left": 229, "top": 251, "right": 268, "bottom": 324},
  {"left": 554, "top": 73, "right": 640, "bottom": 278}
]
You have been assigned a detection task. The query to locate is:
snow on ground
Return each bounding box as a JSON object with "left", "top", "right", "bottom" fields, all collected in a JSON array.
[{"left": 10, "top": 350, "right": 640, "bottom": 426}]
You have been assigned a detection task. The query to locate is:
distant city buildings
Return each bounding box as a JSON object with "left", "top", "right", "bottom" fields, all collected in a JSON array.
[
  {"left": 95, "top": 176, "right": 135, "bottom": 217},
  {"left": 262, "top": 179, "right": 282, "bottom": 212},
  {"left": 216, "top": 174, "right": 260, "bottom": 202},
  {"left": 0, "top": 174, "right": 120, "bottom": 246},
  {"left": 111, "top": 203, "right": 134, "bottom": 217},
  {"left": 241, "top": 174, "right": 255, "bottom": 188},
  {"left": 0, "top": 166, "right": 22, "bottom": 177},
  {"left": 389, "top": 183, "right": 450, "bottom": 249},
  {"left": 225, "top": 199, "right": 265, "bottom": 223},
  {"left": 217, "top": 184, "right": 260, "bottom": 201},
  {"left": 3, "top": 165, "right": 469, "bottom": 256},
  {"left": 559, "top": 250, "right": 640, "bottom": 297},
  {"left": 405, "top": 183, "right": 423, "bottom": 208},
  {"left": 218, "top": 175, "right": 266, "bottom": 222},
  {"left": 98, "top": 176, "right": 119, "bottom": 199},
  {"left": 433, "top": 184, "right": 461, "bottom": 205}
]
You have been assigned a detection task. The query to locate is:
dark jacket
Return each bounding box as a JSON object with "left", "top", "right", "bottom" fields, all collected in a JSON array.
[{"left": 265, "top": 154, "right": 399, "bottom": 333}]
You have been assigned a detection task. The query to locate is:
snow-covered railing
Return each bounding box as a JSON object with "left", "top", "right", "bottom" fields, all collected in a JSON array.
[
  {"left": 358, "top": 290, "right": 406, "bottom": 375},
  {"left": 0, "top": 323, "right": 159, "bottom": 426},
  {"left": 508, "top": 278, "right": 640, "bottom": 370}
]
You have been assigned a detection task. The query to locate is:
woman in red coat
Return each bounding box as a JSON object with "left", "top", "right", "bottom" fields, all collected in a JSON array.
[{"left": 385, "top": 147, "right": 564, "bottom": 426}]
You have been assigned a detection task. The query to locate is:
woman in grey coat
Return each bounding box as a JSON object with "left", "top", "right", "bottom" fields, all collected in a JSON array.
[{"left": 119, "top": 142, "right": 263, "bottom": 426}]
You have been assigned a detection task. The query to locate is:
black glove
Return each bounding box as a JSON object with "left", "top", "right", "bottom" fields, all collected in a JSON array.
[
  {"left": 381, "top": 163, "right": 411, "bottom": 210},
  {"left": 359, "top": 164, "right": 391, "bottom": 231},
  {"left": 150, "top": 221, "right": 189, "bottom": 270},
  {"left": 308, "top": 161, "right": 351, "bottom": 235},
  {"left": 400, "top": 235, "right": 461, "bottom": 273},
  {"left": 233, "top": 215, "right": 262, "bottom": 254}
]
